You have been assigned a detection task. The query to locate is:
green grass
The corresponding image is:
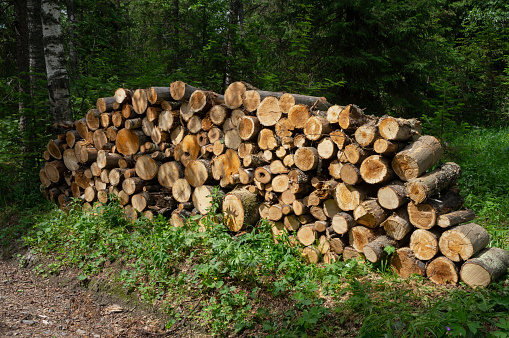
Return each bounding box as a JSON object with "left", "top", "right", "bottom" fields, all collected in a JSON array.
[
  {"left": 22, "top": 197, "right": 509, "bottom": 336},
  {"left": 3, "top": 126, "right": 509, "bottom": 336},
  {"left": 445, "top": 126, "right": 509, "bottom": 250}
]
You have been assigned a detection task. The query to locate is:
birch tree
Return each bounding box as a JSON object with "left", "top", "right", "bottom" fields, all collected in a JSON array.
[{"left": 41, "top": 0, "right": 72, "bottom": 128}]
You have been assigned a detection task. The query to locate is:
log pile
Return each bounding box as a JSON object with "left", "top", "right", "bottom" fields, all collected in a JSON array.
[{"left": 39, "top": 81, "right": 508, "bottom": 288}]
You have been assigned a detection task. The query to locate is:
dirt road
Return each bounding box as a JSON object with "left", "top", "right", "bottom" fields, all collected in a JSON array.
[{"left": 0, "top": 255, "right": 166, "bottom": 337}]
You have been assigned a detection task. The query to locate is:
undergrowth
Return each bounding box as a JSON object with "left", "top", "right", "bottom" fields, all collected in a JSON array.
[{"left": 24, "top": 195, "right": 509, "bottom": 337}]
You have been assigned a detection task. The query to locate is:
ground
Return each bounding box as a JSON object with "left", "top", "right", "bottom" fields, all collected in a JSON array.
[{"left": 0, "top": 251, "right": 169, "bottom": 338}]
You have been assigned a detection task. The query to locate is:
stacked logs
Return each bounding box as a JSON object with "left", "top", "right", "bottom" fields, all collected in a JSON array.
[{"left": 39, "top": 81, "right": 509, "bottom": 288}]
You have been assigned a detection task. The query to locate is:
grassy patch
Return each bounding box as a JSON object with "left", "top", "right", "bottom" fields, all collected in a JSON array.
[
  {"left": 23, "top": 197, "right": 509, "bottom": 336},
  {"left": 445, "top": 126, "right": 509, "bottom": 250}
]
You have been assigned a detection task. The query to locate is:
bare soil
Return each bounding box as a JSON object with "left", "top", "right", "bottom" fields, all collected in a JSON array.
[{"left": 0, "top": 252, "right": 168, "bottom": 338}]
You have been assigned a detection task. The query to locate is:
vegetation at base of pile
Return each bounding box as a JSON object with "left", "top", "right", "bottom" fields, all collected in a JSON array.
[
  {"left": 21, "top": 198, "right": 509, "bottom": 336},
  {"left": 20, "top": 124, "right": 509, "bottom": 337}
]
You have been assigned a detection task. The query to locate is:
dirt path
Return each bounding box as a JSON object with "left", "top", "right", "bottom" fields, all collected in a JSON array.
[{"left": 0, "top": 255, "right": 166, "bottom": 337}]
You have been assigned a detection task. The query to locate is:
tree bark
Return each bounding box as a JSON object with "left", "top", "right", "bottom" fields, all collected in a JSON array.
[
  {"left": 460, "top": 247, "right": 509, "bottom": 288},
  {"left": 363, "top": 235, "right": 396, "bottom": 263},
  {"left": 41, "top": 0, "right": 73, "bottom": 127},
  {"left": 406, "top": 162, "right": 462, "bottom": 204},
  {"left": 392, "top": 135, "right": 443, "bottom": 181},
  {"left": 439, "top": 223, "right": 490, "bottom": 262}
]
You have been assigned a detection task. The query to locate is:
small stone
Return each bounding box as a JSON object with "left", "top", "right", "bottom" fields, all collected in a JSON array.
[
  {"left": 76, "top": 329, "right": 86, "bottom": 335},
  {"left": 93, "top": 335, "right": 101, "bottom": 338},
  {"left": 22, "top": 320, "right": 36, "bottom": 325}
]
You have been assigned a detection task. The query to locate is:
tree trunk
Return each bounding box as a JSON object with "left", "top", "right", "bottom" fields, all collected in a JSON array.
[
  {"left": 132, "top": 89, "right": 148, "bottom": 114},
  {"left": 437, "top": 209, "right": 476, "bottom": 228},
  {"left": 426, "top": 256, "right": 459, "bottom": 285},
  {"left": 257, "top": 96, "right": 282, "bottom": 126},
  {"left": 379, "top": 116, "right": 422, "bottom": 141},
  {"left": 342, "top": 246, "right": 365, "bottom": 261},
  {"left": 382, "top": 209, "right": 412, "bottom": 241},
  {"left": 373, "top": 139, "right": 405, "bottom": 156},
  {"left": 294, "top": 147, "right": 319, "bottom": 171},
  {"left": 363, "top": 235, "right": 396, "bottom": 263},
  {"left": 460, "top": 248, "right": 509, "bottom": 288},
  {"left": 377, "top": 180, "right": 409, "bottom": 210},
  {"left": 185, "top": 159, "right": 213, "bottom": 187},
  {"left": 438, "top": 223, "right": 490, "bottom": 262},
  {"left": 41, "top": 0, "right": 73, "bottom": 127},
  {"left": 303, "top": 116, "right": 331, "bottom": 141},
  {"left": 192, "top": 185, "right": 215, "bottom": 215},
  {"left": 407, "top": 189, "right": 464, "bottom": 229},
  {"left": 222, "top": 188, "right": 260, "bottom": 231},
  {"left": 409, "top": 229, "right": 441, "bottom": 261},
  {"left": 331, "top": 212, "right": 355, "bottom": 235},
  {"left": 392, "top": 135, "right": 443, "bottom": 181},
  {"left": 348, "top": 226, "right": 381, "bottom": 253},
  {"left": 406, "top": 162, "right": 462, "bottom": 204},
  {"left": 359, "top": 155, "right": 394, "bottom": 184},
  {"left": 390, "top": 247, "right": 426, "bottom": 278},
  {"left": 354, "top": 122, "right": 379, "bottom": 147},
  {"left": 333, "top": 183, "right": 369, "bottom": 211},
  {"left": 172, "top": 178, "right": 192, "bottom": 203},
  {"left": 353, "top": 199, "right": 387, "bottom": 228},
  {"left": 15, "top": 0, "right": 32, "bottom": 153},
  {"left": 302, "top": 246, "right": 320, "bottom": 264},
  {"left": 338, "top": 104, "right": 373, "bottom": 130}
]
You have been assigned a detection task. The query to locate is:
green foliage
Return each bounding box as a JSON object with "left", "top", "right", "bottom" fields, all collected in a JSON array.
[
  {"left": 444, "top": 126, "right": 509, "bottom": 250},
  {"left": 422, "top": 67, "right": 470, "bottom": 142}
]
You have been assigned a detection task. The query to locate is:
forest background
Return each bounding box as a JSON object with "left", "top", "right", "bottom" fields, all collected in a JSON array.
[{"left": 2, "top": 0, "right": 509, "bottom": 162}]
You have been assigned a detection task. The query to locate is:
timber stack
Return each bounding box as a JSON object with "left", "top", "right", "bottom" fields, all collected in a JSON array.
[{"left": 39, "top": 81, "right": 509, "bottom": 288}]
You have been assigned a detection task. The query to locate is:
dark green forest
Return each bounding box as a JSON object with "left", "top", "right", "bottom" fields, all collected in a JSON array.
[{"left": 2, "top": 0, "right": 509, "bottom": 161}]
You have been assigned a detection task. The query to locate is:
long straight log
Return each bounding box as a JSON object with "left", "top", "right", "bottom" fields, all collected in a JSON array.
[
  {"left": 170, "top": 81, "right": 200, "bottom": 101},
  {"left": 406, "top": 162, "right": 462, "bottom": 204},
  {"left": 148, "top": 87, "right": 173, "bottom": 104},
  {"left": 437, "top": 209, "right": 476, "bottom": 228},
  {"left": 379, "top": 116, "right": 422, "bottom": 141}
]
